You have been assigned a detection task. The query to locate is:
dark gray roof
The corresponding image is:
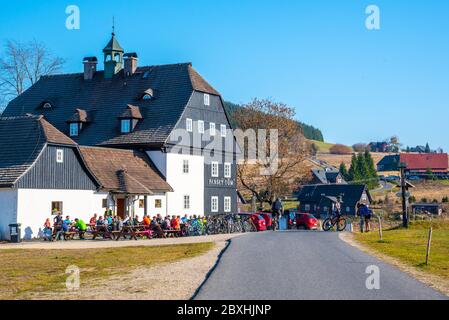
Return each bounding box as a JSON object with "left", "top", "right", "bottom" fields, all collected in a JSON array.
[
  {"left": 2, "top": 63, "right": 220, "bottom": 148},
  {"left": 0, "top": 115, "right": 76, "bottom": 187},
  {"left": 311, "top": 168, "right": 346, "bottom": 184},
  {"left": 377, "top": 155, "right": 400, "bottom": 171},
  {"left": 298, "top": 184, "right": 371, "bottom": 206}
]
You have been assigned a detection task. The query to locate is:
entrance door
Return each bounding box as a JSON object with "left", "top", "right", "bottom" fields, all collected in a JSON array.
[{"left": 117, "top": 199, "right": 126, "bottom": 219}]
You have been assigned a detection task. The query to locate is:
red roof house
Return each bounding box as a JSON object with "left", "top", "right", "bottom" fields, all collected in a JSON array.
[{"left": 400, "top": 153, "right": 449, "bottom": 173}]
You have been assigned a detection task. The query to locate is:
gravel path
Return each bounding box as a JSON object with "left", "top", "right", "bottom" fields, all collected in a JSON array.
[
  {"left": 0, "top": 233, "right": 243, "bottom": 250},
  {"left": 26, "top": 240, "right": 230, "bottom": 300}
]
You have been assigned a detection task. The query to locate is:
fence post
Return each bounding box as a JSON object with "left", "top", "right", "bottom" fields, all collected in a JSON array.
[
  {"left": 426, "top": 227, "right": 433, "bottom": 266},
  {"left": 378, "top": 216, "right": 383, "bottom": 241}
]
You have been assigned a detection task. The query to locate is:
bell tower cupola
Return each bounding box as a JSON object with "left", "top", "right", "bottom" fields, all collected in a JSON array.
[{"left": 103, "top": 21, "right": 124, "bottom": 79}]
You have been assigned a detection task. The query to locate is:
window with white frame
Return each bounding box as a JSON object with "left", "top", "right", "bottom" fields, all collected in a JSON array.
[
  {"left": 211, "top": 196, "right": 219, "bottom": 213},
  {"left": 224, "top": 197, "right": 231, "bottom": 212},
  {"left": 69, "top": 123, "right": 79, "bottom": 137},
  {"left": 121, "top": 119, "right": 131, "bottom": 133},
  {"left": 184, "top": 195, "right": 190, "bottom": 209},
  {"left": 204, "top": 93, "right": 210, "bottom": 106},
  {"left": 56, "top": 149, "right": 64, "bottom": 163},
  {"left": 210, "top": 122, "right": 216, "bottom": 136},
  {"left": 183, "top": 159, "right": 189, "bottom": 174},
  {"left": 186, "top": 118, "right": 193, "bottom": 132},
  {"left": 304, "top": 204, "right": 310, "bottom": 212},
  {"left": 220, "top": 124, "right": 227, "bottom": 137},
  {"left": 211, "top": 161, "right": 219, "bottom": 177},
  {"left": 198, "top": 120, "right": 204, "bottom": 134},
  {"left": 224, "top": 163, "right": 231, "bottom": 178}
]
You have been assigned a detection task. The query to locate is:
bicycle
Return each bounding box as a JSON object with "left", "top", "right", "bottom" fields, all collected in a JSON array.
[{"left": 322, "top": 213, "right": 347, "bottom": 232}]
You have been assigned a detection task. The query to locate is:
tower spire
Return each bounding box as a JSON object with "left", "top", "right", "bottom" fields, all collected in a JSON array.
[{"left": 112, "top": 16, "right": 115, "bottom": 36}]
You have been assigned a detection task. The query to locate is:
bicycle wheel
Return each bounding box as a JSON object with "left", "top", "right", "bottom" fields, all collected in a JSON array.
[
  {"left": 337, "top": 218, "right": 347, "bottom": 232},
  {"left": 322, "top": 218, "right": 333, "bottom": 231}
]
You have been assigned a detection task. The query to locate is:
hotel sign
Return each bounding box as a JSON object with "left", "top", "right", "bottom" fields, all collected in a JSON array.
[{"left": 208, "top": 178, "right": 235, "bottom": 187}]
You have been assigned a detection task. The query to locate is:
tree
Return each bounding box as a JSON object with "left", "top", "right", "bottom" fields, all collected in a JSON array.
[
  {"left": 348, "top": 154, "right": 359, "bottom": 182},
  {"left": 352, "top": 143, "right": 368, "bottom": 152},
  {"left": 389, "top": 135, "right": 401, "bottom": 152},
  {"left": 339, "top": 162, "right": 349, "bottom": 181},
  {"left": 310, "top": 142, "right": 318, "bottom": 156},
  {"left": 234, "top": 98, "right": 310, "bottom": 207},
  {"left": 329, "top": 144, "right": 352, "bottom": 155},
  {"left": 425, "top": 143, "right": 431, "bottom": 153},
  {"left": 364, "top": 150, "right": 379, "bottom": 189},
  {"left": 0, "top": 39, "right": 64, "bottom": 111}
]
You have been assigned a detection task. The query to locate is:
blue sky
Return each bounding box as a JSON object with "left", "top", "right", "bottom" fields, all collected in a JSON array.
[{"left": 0, "top": 0, "right": 448, "bottom": 150}]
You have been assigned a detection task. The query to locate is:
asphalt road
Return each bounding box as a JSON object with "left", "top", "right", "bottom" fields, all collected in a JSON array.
[{"left": 195, "top": 231, "right": 447, "bottom": 300}]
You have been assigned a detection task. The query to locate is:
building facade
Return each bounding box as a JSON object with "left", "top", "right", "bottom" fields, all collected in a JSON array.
[{"left": 2, "top": 32, "right": 238, "bottom": 217}]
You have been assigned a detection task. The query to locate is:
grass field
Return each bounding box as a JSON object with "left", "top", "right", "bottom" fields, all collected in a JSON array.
[
  {"left": 0, "top": 242, "right": 214, "bottom": 299},
  {"left": 354, "top": 221, "right": 449, "bottom": 279},
  {"left": 310, "top": 140, "right": 336, "bottom": 153}
]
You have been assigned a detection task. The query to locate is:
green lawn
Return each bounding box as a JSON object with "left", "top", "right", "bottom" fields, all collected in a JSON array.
[
  {"left": 310, "top": 140, "right": 335, "bottom": 153},
  {"left": 0, "top": 242, "right": 214, "bottom": 299},
  {"left": 354, "top": 221, "right": 449, "bottom": 279}
]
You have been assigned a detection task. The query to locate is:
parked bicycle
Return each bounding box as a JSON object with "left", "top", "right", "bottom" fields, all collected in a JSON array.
[{"left": 322, "top": 213, "right": 347, "bottom": 232}]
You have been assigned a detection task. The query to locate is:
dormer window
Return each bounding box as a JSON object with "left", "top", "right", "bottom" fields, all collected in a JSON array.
[
  {"left": 140, "top": 88, "right": 154, "bottom": 101},
  {"left": 121, "top": 119, "right": 131, "bottom": 133},
  {"left": 66, "top": 108, "right": 89, "bottom": 137},
  {"left": 69, "top": 123, "right": 79, "bottom": 137},
  {"left": 118, "top": 104, "right": 143, "bottom": 134}
]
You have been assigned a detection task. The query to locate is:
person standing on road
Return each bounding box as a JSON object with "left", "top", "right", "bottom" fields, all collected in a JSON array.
[
  {"left": 272, "top": 198, "right": 283, "bottom": 218},
  {"left": 357, "top": 202, "right": 372, "bottom": 233}
]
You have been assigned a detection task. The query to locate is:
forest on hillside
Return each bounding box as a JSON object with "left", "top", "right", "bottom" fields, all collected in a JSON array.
[{"left": 224, "top": 101, "right": 324, "bottom": 142}]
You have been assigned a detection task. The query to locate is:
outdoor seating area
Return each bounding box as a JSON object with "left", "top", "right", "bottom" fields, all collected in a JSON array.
[{"left": 41, "top": 212, "right": 258, "bottom": 242}]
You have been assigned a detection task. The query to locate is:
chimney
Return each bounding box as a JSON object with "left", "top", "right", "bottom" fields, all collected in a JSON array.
[
  {"left": 83, "top": 57, "right": 98, "bottom": 80},
  {"left": 124, "top": 53, "right": 138, "bottom": 77}
]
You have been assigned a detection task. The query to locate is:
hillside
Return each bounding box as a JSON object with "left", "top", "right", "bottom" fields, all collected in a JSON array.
[{"left": 224, "top": 101, "right": 324, "bottom": 142}]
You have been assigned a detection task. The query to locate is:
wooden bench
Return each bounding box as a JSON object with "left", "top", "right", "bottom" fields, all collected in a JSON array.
[{"left": 164, "top": 230, "right": 181, "bottom": 238}]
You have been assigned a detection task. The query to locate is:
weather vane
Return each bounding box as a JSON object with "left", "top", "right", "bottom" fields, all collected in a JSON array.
[{"left": 112, "top": 16, "right": 115, "bottom": 36}]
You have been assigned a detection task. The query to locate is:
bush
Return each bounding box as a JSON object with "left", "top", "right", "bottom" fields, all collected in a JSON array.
[
  {"left": 329, "top": 144, "right": 353, "bottom": 155},
  {"left": 421, "top": 198, "right": 428, "bottom": 203},
  {"left": 442, "top": 196, "right": 449, "bottom": 203},
  {"left": 409, "top": 195, "right": 416, "bottom": 203}
]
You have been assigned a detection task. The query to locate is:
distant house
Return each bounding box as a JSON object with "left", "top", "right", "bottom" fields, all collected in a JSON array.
[
  {"left": 310, "top": 168, "right": 346, "bottom": 185},
  {"left": 377, "top": 155, "right": 400, "bottom": 172},
  {"left": 368, "top": 142, "right": 388, "bottom": 153},
  {"left": 297, "top": 184, "right": 371, "bottom": 217},
  {"left": 400, "top": 153, "right": 449, "bottom": 177}
]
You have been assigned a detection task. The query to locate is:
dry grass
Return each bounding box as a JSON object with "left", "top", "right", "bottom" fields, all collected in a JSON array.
[
  {"left": 316, "top": 152, "right": 388, "bottom": 168},
  {"left": 0, "top": 242, "right": 214, "bottom": 300},
  {"left": 409, "top": 181, "right": 449, "bottom": 203}
]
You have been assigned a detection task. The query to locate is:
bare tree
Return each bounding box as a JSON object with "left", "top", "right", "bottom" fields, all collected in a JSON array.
[
  {"left": 0, "top": 39, "right": 64, "bottom": 111},
  {"left": 234, "top": 98, "right": 310, "bottom": 208}
]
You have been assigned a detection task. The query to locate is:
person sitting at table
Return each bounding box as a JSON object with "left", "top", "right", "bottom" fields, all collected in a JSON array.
[
  {"left": 64, "top": 215, "right": 72, "bottom": 226},
  {"left": 133, "top": 215, "right": 140, "bottom": 226},
  {"left": 74, "top": 218, "right": 87, "bottom": 239},
  {"left": 89, "top": 213, "right": 98, "bottom": 227},
  {"left": 150, "top": 218, "right": 166, "bottom": 238},
  {"left": 171, "top": 216, "right": 180, "bottom": 231},
  {"left": 42, "top": 218, "right": 53, "bottom": 241},
  {"left": 143, "top": 215, "right": 151, "bottom": 227},
  {"left": 123, "top": 215, "right": 130, "bottom": 226}
]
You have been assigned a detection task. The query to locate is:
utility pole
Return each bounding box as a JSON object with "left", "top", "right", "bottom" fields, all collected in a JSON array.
[{"left": 399, "top": 162, "right": 408, "bottom": 228}]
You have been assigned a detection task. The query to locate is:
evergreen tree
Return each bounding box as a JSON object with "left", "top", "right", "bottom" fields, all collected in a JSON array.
[
  {"left": 356, "top": 153, "right": 369, "bottom": 184},
  {"left": 339, "top": 162, "right": 349, "bottom": 180},
  {"left": 364, "top": 150, "right": 379, "bottom": 189},
  {"left": 425, "top": 143, "right": 431, "bottom": 153},
  {"left": 348, "top": 154, "right": 359, "bottom": 182}
]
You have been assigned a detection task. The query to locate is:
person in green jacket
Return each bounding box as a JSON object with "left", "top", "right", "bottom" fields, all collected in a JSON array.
[{"left": 74, "top": 218, "right": 87, "bottom": 239}]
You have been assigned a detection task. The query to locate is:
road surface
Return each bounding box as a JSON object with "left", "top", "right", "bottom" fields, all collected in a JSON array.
[{"left": 195, "top": 231, "right": 447, "bottom": 300}]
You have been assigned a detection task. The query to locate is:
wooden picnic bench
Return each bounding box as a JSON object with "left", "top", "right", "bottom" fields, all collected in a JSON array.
[{"left": 164, "top": 229, "right": 181, "bottom": 238}]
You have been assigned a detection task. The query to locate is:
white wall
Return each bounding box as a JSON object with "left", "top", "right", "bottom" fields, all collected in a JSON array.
[
  {"left": 16, "top": 189, "right": 108, "bottom": 240},
  {"left": 147, "top": 151, "right": 204, "bottom": 216},
  {"left": 129, "top": 194, "right": 167, "bottom": 218},
  {"left": 0, "top": 189, "right": 18, "bottom": 240}
]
